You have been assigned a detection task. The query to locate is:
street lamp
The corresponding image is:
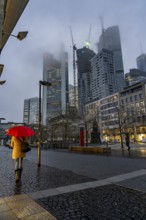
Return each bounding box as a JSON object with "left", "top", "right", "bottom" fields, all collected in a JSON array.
[
  {"left": 0, "top": 31, "right": 28, "bottom": 53},
  {"left": 38, "top": 80, "right": 51, "bottom": 167},
  {"left": 0, "top": 31, "right": 28, "bottom": 83},
  {"left": 10, "top": 31, "right": 28, "bottom": 41},
  {"left": 0, "top": 80, "right": 6, "bottom": 85}
]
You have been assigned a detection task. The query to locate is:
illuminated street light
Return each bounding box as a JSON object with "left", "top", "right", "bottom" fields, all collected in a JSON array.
[{"left": 38, "top": 80, "right": 51, "bottom": 167}]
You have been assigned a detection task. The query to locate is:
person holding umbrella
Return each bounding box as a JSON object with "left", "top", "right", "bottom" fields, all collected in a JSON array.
[
  {"left": 10, "top": 136, "right": 27, "bottom": 182},
  {"left": 7, "top": 125, "right": 35, "bottom": 182}
]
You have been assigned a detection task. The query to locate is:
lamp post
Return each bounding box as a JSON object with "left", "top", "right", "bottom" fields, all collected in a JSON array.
[
  {"left": 10, "top": 31, "right": 28, "bottom": 41},
  {"left": 38, "top": 80, "right": 51, "bottom": 167},
  {"left": 2, "top": 31, "right": 28, "bottom": 41}
]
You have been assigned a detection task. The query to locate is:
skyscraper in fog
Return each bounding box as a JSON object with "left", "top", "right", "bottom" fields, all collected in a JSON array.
[
  {"left": 91, "top": 49, "right": 116, "bottom": 100},
  {"left": 23, "top": 97, "right": 39, "bottom": 124},
  {"left": 42, "top": 49, "right": 69, "bottom": 125},
  {"left": 97, "top": 26, "right": 125, "bottom": 91},
  {"left": 136, "top": 53, "right": 146, "bottom": 72},
  {"left": 76, "top": 46, "right": 95, "bottom": 114}
]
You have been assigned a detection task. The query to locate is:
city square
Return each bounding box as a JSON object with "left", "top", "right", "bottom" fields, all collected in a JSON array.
[{"left": 1, "top": 0, "right": 146, "bottom": 219}]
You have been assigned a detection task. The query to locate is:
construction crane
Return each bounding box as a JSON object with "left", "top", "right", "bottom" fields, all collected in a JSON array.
[
  {"left": 85, "top": 25, "right": 92, "bottom": 49},
  {"left": 70, "top": 26, "right": 77, "bottom": 109},
  {"left": 99, "top": 16, "right": 105, "bottom": 48}
]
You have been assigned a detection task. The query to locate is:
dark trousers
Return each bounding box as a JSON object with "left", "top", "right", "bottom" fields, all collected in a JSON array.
[{"left": 126, "top": 142, "right": 130, "bottom": 149}]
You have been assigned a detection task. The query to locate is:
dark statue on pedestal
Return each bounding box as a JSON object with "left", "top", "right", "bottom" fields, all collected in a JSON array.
[{"left": 90, "top": 121, "right": 101, "bottom": 144}]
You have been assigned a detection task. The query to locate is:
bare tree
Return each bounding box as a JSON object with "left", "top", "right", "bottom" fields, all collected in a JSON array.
[{"left": 113, "top": 103, "right": 143, "bottom": 148}]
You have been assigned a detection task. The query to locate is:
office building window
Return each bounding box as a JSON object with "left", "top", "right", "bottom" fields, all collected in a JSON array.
[
  {"left": 134, "top": 95, "right": 138, "bottom": 101},
  {"left": 130, "top": 96, "right": 133, "bottom": 102}
]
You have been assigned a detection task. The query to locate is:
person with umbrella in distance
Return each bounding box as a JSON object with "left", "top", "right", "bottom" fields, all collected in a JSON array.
[{"left": 7, "top": 126, "right": 35, "bottom": 182}]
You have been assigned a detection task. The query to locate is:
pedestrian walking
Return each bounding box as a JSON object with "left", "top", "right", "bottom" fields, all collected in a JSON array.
[
  {"left": 125, "top": 133, "right": 130, "bottom": 151},
  {"left": 10, "top": 136, "right": 27, "bottom": 182},
  {"left": 7, "top": 125, "right": 35, "bottom": 183}
]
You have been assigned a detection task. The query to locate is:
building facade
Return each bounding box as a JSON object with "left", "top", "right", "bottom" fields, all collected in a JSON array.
[
  {"left": 99, "top": 93, "right": 119, "bottom": 133},
  {"left": 84, "top": 81, "right": 146, "bottom": 142},
  {"left": 23, "top": 97, "right": 39, "bottom": 124},
  {"left": 91, "top": 49, "right": 117, "bottom": 100},
  {"left": 76, "top": 46, "right": 95, "bottom": 114},
  {"left": 42, "top": 50, "right": 69, "bottom": 125},
  {"left": 125, "top": 68, "right": 146, "bottom": 86},
  {"left": 97, "top": 25, "right": 125, "bottom": 91},
  {"left": 119, "top": 82, "right": 146, "bottom": 142},
  {"left": 136, "top": 53, "right": 146, "bottom": 72}
]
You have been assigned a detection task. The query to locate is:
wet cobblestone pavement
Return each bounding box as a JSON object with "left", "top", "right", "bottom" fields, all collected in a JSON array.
[
  {"left": 1, "top": 147, "right": 146, "bottom": 219},
  {"left": 36, "top": 185, "right": 146, "bottom": 220},
  {"left": 0, "top": 151, "right": 95, "bottom": 197}
]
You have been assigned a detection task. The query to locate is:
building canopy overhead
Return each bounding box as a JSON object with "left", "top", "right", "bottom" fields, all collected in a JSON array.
[{"left": 0, "top": 0, "right": 29, "bottom": 51}]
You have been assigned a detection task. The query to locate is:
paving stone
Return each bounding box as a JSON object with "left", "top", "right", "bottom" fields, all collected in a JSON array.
[
  {"left": 0, "top": 210, "right": 18, "bottom": 220},
  {"left": 4, "top": 194, "right": 29, "bottom": 203},
  {"left": 41, "top": 188, "right": 61, "bottom": 197},
  {"left": 36, "top": 184, "right": 146, "bottom": 220},
  {"left": 11, "top": 199, "right": 45, "bottom": 219},
  {"left": 0, "top": 202, "right": 10, "bottom": 213},
  {"left": 23, "top": 211, "right": 57, "bottom": 220},
  {"left": 0, "top": 151, "right": 95, "bottom": 198},
  {"left": 27, "top": 191, "right": 44, "bottom": 200}
]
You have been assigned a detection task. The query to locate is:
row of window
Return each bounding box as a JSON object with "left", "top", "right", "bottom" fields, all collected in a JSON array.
[
  {"left": 120, "top": 86, "right": 142, "bottom": 96},
  {"left": 100, "top": 101, "right": 118, "bottom": 110},
  {"left": 122, "top": 101, "right": 144, "bottom": 109},
  {"left": 121, "top": 93, "right": 143, "bottom": 104},
  {"left": 101, "top": 108, "right": 117, "bottom": 115},
  {"left": 102, "top": 116, "right": 146, "bottom": 127},
  {"left": 100, "top": 95, "right": 118, "bottom": 104}
]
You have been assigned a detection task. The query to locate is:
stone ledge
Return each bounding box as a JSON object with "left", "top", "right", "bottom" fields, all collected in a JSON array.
[{"left": 68, "top": 146, "right": 111, "bottom": 154}]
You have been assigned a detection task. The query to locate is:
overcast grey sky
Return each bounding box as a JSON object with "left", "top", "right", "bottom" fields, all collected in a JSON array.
[{"left": 0, "top": 0, "right": 146, "bottom": 123}]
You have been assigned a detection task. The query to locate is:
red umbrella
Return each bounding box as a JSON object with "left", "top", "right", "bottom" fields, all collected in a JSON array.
[{"left": 7, "top": 126, "right": 35, "bottom": 137}]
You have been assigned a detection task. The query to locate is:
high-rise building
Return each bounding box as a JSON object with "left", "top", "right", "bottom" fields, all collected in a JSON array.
[
  {"left": 42, "top": 49, "right": 69, "bottom": 125},
  {"left": 97, "top": 26, "right": 125, "bottom": 91},
  {"left": 23, "top": 97, "right": 39, "bottom": 124},
  {"left": 125, "top": 68, "right": 146, "bottom": 86},
  {"left": 76, "top": 46, "right": 95, "bottom": 114},
  {"left": 136, "top": 53, "right": 146, "bottom": 72},
  {"left": 91, "top": 49, "right": 116, "bottom": 100}
]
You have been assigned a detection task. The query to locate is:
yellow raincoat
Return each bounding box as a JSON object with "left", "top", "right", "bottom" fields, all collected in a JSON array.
[{"left": 10, "top": 136, "right": 26, "bottom": 159}]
